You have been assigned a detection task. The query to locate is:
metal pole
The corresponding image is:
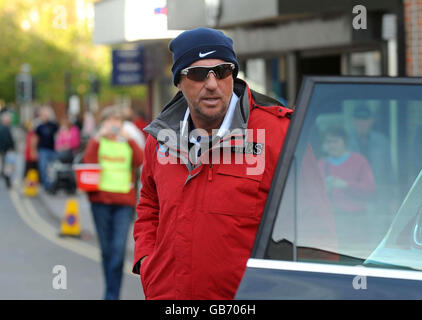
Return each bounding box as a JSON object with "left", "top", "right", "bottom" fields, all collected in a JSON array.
[{"left": 64, "top": 71, "right": 71, "bottom": 111}]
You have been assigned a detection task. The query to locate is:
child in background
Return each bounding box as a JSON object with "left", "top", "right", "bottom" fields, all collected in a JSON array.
[{"left": 318, "top": 126, "right": 376, "bottom": 257}]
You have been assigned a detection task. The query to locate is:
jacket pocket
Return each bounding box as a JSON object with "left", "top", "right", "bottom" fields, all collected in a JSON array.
[
  {"left": 140, "top": 257, "right": 151, "bottom": 297},
  {"left": 204, "top": 164, "right": 263, "bottom": 217}
]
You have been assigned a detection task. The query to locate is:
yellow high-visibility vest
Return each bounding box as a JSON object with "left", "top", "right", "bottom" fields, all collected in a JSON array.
[{"left": 98, "top": 138, "right": 132, "bottom": 193}]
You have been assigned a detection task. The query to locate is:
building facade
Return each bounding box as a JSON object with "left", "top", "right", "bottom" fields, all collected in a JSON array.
[
  {"left": 167, "top": 0, "right": 421, "bottom": 107},
  {"left": 93, "top": 0, "right": 182, "bottom": 119},
  {"left": 94, "top": 0, "right": 422, "bottom": 113},
  {"left": 404, "top": 0, "right": 422, "bottom": 76}
]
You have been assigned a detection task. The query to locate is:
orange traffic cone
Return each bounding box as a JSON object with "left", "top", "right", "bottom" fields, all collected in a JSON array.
[
  {"left": 23, "top": 169, "right": 39, "bottom": 197},
  {"left": 59, "top": 198, "right": 81, "bottom": 237}
]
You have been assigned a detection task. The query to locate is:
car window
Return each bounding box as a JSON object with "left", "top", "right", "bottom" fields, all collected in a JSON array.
[{"left": 267, "top": 81, "right": 422, "bottom": 270}]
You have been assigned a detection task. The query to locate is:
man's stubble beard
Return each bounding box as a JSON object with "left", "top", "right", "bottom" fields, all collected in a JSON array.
[{"left": 192, "top": 101, "right": 229, "bottom": 125}]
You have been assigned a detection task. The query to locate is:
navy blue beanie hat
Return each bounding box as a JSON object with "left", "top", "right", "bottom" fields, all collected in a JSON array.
[{"left": 169, "top": 27, "right": 239, "bottom": 86}]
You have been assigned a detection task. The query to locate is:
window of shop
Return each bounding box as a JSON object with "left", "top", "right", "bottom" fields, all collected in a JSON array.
[{"left": 348, "top": 51, "right": 382, "bottom": 76}]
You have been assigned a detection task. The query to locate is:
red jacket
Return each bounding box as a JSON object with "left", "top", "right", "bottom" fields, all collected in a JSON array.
[
  {"left": 25, "top": 131, "right": 38, "bottom": 161},
  {"left": 318, "top": 152, "right": 376, "bottom": 213},
  {"left": 133, "top": 79, "right": 291, "bottom": 299}
]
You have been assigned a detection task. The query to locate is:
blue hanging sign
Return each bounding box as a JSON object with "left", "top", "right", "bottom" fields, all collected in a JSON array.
[{"left": 112, "top": 46, "right": 145, "bottom": 86}]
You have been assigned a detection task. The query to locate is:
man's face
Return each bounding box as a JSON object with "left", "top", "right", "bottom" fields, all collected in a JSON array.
[
  {"left": 40, "top": 108, "right": 50, "bottom": 123},
  {"left": 177, "top": 58, "right": 233, "bottom": 129},
  {"left": 1, "top": 113, "right": 11, "bottom": 126},
  {"left": 104, "top": 115, "right": 122, "bottom": 138},
  {"left": 353, "top": 118, "right": 373, "bottom": 136}
]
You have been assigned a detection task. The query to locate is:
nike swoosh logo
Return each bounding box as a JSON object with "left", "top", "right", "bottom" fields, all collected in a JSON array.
[{"left": 199, "top": 50, "right": 216, "bottom": 58}]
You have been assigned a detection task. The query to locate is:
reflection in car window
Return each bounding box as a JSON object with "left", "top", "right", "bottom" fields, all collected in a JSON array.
[{"left": 268, "top": 83, "right": 422, "bottom": 270}]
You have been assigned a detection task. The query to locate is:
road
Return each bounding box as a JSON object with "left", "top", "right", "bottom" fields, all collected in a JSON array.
[{"left": 0, "top": 180, "right": 144, "bottom": 300}]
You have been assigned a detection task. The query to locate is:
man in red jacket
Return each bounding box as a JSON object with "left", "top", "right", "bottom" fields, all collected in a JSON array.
[{"left": 133, "top": 27, "right": 292, "bottom": 299}]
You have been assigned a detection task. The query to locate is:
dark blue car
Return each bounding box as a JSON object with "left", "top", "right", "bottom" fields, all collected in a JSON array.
[{"left": 236, "top": 76, "right": 422, "bottom": 299}]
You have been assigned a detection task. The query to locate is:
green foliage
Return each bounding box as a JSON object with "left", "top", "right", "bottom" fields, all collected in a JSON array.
[{"left": 0, "top": 0, "right": 146, "bottom": 104}]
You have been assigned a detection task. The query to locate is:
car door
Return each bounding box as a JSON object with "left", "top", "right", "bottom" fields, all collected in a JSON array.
[{"left": 236, "top": 76, "right": 422, "bottom": 299}]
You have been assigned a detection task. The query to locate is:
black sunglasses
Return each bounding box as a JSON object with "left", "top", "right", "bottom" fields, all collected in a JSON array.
[{"left": 180, "top": 63, "right": 235, "bottom": 82}]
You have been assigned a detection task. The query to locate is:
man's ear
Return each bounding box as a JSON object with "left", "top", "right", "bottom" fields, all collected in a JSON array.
[{"left": 177, "top": 82, "right": 182, "bottom": 91}]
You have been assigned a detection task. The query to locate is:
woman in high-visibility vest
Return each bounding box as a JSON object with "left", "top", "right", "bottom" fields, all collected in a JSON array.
[{"left": 83, "top": 105, "right": 143, "bottom": 300}]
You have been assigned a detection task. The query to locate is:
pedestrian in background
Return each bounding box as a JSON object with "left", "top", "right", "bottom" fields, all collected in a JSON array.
[
  {"left": 132, "top": 27, "right": 292, "bottom": 299},
  {"left": 0, "top": 111, "right": 15, "bottom": 188},
  {"left": 35, "top": 106, "right": 58, "bottom": 192},
  {"left": 83, "top": 105, "right": 143, "bottom": 300},
  {"left": 24, "top": 120, "right": 38, "bottom": 177},
  {"left": 81, "top": 110, "right": 96, "bottom": 141},
  {"left": 55, "top": 115, "right": 80, "bottom": 157}
]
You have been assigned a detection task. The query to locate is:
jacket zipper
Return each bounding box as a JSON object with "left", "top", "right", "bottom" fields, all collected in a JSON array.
[{"left": 208, "top": 164, "right": 213, "bottom": 182}]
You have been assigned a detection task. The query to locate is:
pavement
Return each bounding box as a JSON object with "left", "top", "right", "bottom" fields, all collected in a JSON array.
[
  {"left": 1, "top": 180, "right": 143, "bottom": 299},
  {"left": 36, "top": 188, "right": 136, "bottom": 256}
]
